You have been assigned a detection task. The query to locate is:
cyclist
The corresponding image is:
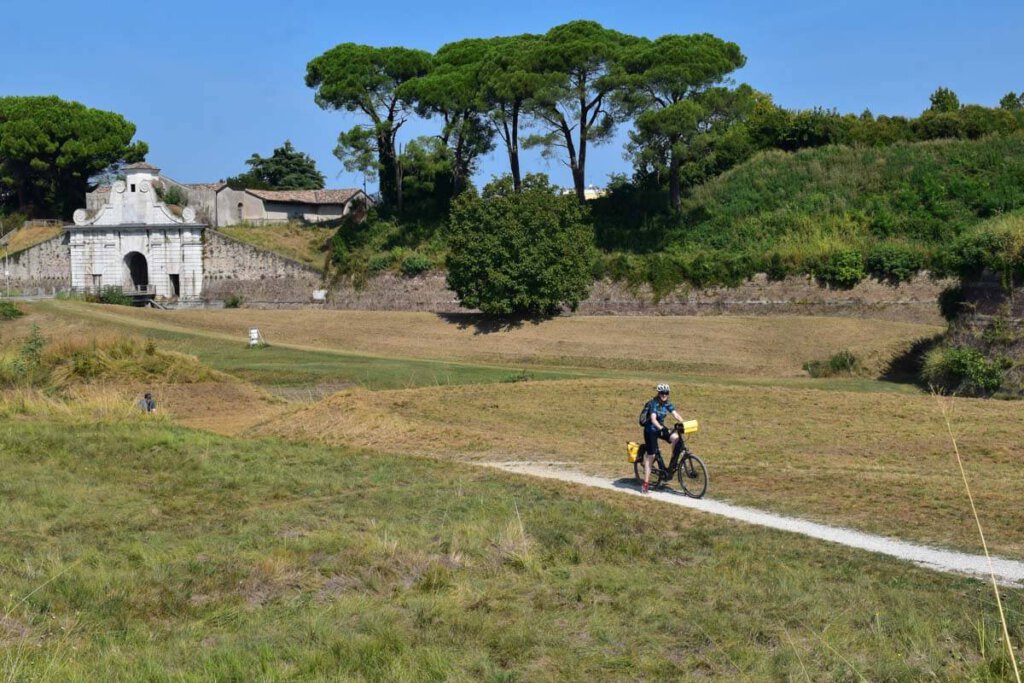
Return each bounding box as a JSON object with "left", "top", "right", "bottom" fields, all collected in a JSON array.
[{"left": 641, "top": 383, "right": 685, "bottom": 494}]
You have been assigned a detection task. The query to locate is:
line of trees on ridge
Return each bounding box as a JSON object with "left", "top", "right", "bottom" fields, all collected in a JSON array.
[{"left": 305, "top": 20, "right": 1024, "bottom": 217}]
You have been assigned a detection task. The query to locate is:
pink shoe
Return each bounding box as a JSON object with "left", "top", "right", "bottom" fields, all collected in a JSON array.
[{"left": 641, "top": 482, "right": 650, "bottom": 494}]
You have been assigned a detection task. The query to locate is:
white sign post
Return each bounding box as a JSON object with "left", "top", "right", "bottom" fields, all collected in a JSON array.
[{"left": 248, "top": 327, "right": 265, "bottom": 348}]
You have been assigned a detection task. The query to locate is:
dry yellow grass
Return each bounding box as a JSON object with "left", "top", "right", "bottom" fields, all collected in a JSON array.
[
  {"left": 65, "top": 306, "right": 942, "bottom": 378},
  {"left": 218, "top": 224, "right": 334, "bottom": 271},
  {"left": 133, "top": 381, "right": 287, "bottom": 434},
  {"left": 252, "top": 377, "right": 1024, "bottom": 559},
  {"left": 24, "top": 301, "right": 1022, "bottom": 561},
  {"left": 3, "top": 225, "right": 62, "bottom": 255}
]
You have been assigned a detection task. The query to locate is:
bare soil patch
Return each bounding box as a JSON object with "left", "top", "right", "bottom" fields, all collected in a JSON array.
[{"left": 140, "top": 381, "right": 287, "bottom": 435}]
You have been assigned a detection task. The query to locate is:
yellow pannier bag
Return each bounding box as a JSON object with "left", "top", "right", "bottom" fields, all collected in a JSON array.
[
  {"left": 626, "top": 441, "right": 641, "bottom": 463},
  {"left": 682, "top": 420, "right": 700, "bottom": 434}
]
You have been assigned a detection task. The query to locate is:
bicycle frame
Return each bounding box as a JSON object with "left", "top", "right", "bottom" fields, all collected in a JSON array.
[{"left": 649, "top": 431, "right": 689, "bottom": 480}]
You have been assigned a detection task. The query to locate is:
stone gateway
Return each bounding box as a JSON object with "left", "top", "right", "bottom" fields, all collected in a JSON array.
[{"left": 70, "top": 163, "right": 204, "bottom": 301}]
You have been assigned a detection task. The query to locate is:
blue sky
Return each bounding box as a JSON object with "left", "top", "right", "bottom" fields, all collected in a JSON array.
[{"left": 3, "top": 0, "right": 1022, "bottom": 191}]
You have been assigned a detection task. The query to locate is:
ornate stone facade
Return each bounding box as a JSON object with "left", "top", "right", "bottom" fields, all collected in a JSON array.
[{"left": 69, "top": 163, "right": 205, "bottom": 300}]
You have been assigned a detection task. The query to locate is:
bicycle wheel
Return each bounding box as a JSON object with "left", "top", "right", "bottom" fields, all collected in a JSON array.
[
  {"left": 633, "top": 457, "right": 663, "bottom": 488},
  {"left": 633, "top": 458, "right": 646, "bottom": 484},
  {"left": 678, "top": 453, "right": 708, "bottom": 498}
]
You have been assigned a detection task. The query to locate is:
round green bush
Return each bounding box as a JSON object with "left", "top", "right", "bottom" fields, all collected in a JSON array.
[
  {"left": 814, "top": 249, "right": 866, "bottom": 288},
  {"left": 866, "top": 243, "right": 924, "bottom": 283},
  {"left": 446, "top": 175, "right": 594, "bottom": 316},
  {"left": 400, "top": 253, "right": 433, "bottom": 277}
]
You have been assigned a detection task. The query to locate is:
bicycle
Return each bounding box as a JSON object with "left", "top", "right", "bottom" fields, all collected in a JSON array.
[{"left": 633, "top": 422, "right": 709, "bottom": 498}]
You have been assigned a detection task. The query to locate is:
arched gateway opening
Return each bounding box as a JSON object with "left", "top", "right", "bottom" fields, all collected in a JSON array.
[{"left": 123, "top": 252, "right": 149, "bottom": 292}]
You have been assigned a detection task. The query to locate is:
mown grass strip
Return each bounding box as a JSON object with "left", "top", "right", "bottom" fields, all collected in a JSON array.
[{"left": 34, "top": 301, "right": 582, "bottom": 390}]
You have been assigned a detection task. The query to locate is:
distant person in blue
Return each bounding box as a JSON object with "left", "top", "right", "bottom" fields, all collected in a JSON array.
[
  {"left": 641, "top": 383, "right": 684, "bottom": 494},
  {"left": 138, "top": 392, "right": 157, "bottom": 414}
]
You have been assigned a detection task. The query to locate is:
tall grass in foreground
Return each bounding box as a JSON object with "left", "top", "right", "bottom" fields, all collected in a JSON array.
[
  {"left": 0, "top": 386, "right": 155, "bottom": 421},
  {"left": 0, "top": 330, "right": 221, "bottom": 390},
  {"left": 935, "top": 390, "right": 1022, "bottom": 682},
  {"left": 1, "top": 415, "right": 1022, "bottom": 680}
]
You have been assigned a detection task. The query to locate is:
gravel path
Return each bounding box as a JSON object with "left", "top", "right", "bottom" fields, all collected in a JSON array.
[{"left": 487, "top": 461, "right": 1024, "bottom": 588}]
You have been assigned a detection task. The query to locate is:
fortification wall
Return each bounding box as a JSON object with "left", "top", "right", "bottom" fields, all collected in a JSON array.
[
  {"left": 202, "top": 230, "right": 323, "bottom": 302},
  {"left": 0, "top": 228, "right": 955, "bottom": 322},
  {"left": 579, "top": 273, "right": 953, "bottom": 324},
  {"left": 255, "top": 271, "right": 952, "bottom": 324},
  {"left": 4, "top": 234, "right": 71, "bottom": 292}
]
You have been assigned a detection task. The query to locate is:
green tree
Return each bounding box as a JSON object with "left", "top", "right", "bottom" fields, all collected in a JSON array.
[
  {"left": 399, "top": 39, "right": 494, "bottom": 196},
  {"left": 928, "top": 86, "right": 961, "bottom": 113},
  {"left": 999, "top": 91, "right": 1024, "bottom": 111},
  {"left": 225, "top": 140, "right": 325, "bottom": 190},
  {"left": 396, "top": 136, "right": 456, "bottom": 218},
  {"left": 478, "top": 34, "right": 551, "bottom": 192},
  {"left": 621, "top": 33, "right": 746, "bottom": 210},
  {"left": 526, "top": 21, "right": 639, "bottom": 203},
  {"left": 306, "top": 44, "right": 431, "bottom": 209},
  {"left": 0, "top": 96, "right": 147, "bottom": 218},
  {"left": 446, "top": 174, "right": 595, "bottom": 315}
]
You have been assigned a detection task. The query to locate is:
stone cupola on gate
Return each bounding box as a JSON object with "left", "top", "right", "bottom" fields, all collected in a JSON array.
[{"left": 70, "top": 162, "right": 205, "bottom": 300}]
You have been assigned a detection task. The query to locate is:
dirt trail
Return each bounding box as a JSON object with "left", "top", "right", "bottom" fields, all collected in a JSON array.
[{"left": 487, "top": 461, "right": 1024, "bottom": 588}]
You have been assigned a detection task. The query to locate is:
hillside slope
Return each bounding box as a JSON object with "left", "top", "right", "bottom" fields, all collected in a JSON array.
[{"left": 679, "top": 134, "right": 1024, "bottom": 251}]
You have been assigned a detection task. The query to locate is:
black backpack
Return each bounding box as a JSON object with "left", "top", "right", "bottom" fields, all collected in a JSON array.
[{"left": 637, "top": 399, "right": 654, "bottom": 427}]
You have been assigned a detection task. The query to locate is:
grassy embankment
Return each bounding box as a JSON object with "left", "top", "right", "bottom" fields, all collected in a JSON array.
[
  {"left": 592, "top": 134, "right": 1024, "bottom": 291},
  {"left": 307, "top": 135, "right": 1024, "bottom": 292},
  {"left": 2, "top": 224, "right": 62, "bottom": 257},
  {"left": 217, "top": 223, "right": 336, "bottom": 272}
]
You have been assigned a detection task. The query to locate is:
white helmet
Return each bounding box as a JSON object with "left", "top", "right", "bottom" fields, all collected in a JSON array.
[{"left": 656, "top": 383, "right": 670, "bottom": 394}]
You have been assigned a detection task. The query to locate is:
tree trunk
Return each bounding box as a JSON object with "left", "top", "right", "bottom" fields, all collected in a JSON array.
[
  {"left": 510, "top": 105, "right": 522, "bottom": 192},
  {"left": 558, "top": 117, "right": 584, "bottom": 204},
  {"left": 451, "top": 114, "right": 468, "bottom": 195},
  {"left": 377, "top": 136, "right": 398, "bottom": 208},
  {"left": 574, "top": 97, "right": 589, "bottom": 205},
  {"left": 669, "top": 150, "right": 681, "bottom": 212}
]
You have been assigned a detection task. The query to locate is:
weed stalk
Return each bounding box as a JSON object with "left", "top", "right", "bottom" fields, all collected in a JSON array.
[{"left": 934, "top": 390, "right": 1021, "bottom": 682}]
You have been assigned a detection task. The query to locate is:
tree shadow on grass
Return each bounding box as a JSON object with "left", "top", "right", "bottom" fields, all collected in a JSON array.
[
  {"left": 878, "top": 333, "right": 945, "bottom": 386},
  {"left": 435, "top": 312, "right": 552, "bottom": 335}
]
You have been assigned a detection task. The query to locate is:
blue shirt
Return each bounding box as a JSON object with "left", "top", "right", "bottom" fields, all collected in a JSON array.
[{"left": 645, "top": 398, "right": 675, "bottom": 432}]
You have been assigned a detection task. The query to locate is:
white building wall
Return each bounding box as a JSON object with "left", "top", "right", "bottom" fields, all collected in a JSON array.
[
  {"left": 70, "top": 166, "right": 205, "bottom": 300},
  {"left": 69, "top": 228, "right": 204, "bottom": 299}
]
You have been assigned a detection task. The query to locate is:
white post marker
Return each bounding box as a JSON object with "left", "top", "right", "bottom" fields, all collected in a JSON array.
[{"left": 248, "top": 327, "right": 265, "bottom": 348}]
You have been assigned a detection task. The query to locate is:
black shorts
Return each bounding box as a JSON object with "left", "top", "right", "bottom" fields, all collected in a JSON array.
[{"left": 643, "top": 428, "right": 670, "bottom": 456}]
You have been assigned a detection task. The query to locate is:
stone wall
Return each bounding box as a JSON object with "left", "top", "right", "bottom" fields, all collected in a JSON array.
[
  {"left": 959, "top": 274, "right": 1024, "bottom": 319},
  {"left": 4, "top": 234, "right": 71, "bottom": 292},
  {"left": 202, "top": 230, "right": 323, "bottom": 303},
  {"left": 314, "top": 271, "right": 952, "bottom": 324},
  {"left": 579, "top": 273, "right": 954, "bottom": 324}
]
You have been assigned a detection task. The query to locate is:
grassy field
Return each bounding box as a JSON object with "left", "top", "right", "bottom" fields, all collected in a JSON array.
[
  {"left": 13, "top": 301, "right": 1023, "bottom": 558},
  {"left": 17, "top": 302, "right": 584, "bottom": 391},
  {"left": 1, "top": 416, "right": 1021, "bottom": 680},
  {"left": 253, "top": 377, "right": 1024, "bottom": 560},
  {"left": 37, "top": 301, "right": 942, "bottom": 379},
  {"left": 3, "top": 301, "right": 1023, "bottom": 678}
]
